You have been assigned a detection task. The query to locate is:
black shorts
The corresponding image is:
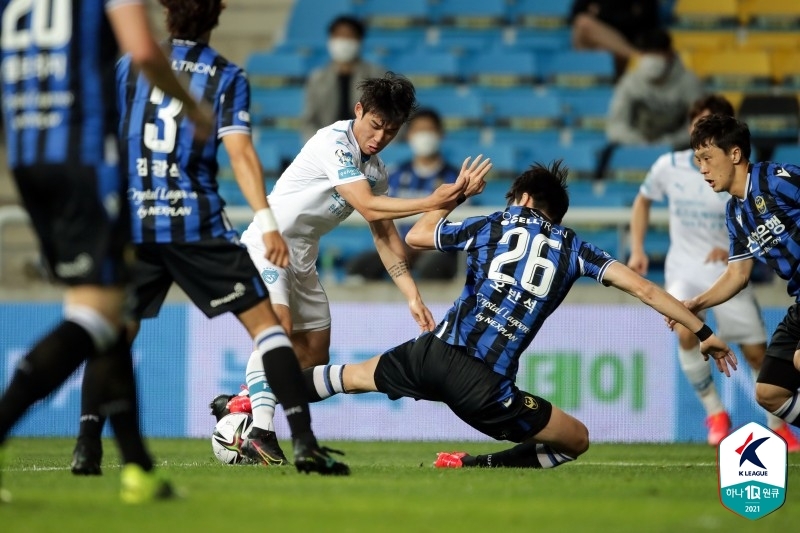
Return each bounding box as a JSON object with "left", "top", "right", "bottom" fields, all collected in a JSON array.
[
  {"left": 374, "top": 333, "right": 553, "bottom": 443},
  {"left": 759, "top": 303, "right": 800, "bottom": 391},
  {"left": 130, "top": 239, "right": 268, "bottom": 319},
  {"left": 13, "top": 163, "right": 129, "bottom": 286}
]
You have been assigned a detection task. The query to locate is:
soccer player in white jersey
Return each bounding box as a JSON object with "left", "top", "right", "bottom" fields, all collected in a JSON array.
[
  {"left": 628, "top": 95, "right": 800, "bottom": 449},
  {"left": 236, "top": 73, "right": 484, "bottom": 464}
]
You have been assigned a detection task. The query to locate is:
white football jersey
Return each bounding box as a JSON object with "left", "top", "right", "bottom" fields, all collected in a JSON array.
[
  {"left": 639, "top": 149, "right": 731, "bottom": 276},
  {"left": 241, "top": 120, "right": 388, "bottom": 269}
]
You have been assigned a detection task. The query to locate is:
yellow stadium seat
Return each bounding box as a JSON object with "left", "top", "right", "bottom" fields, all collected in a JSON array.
[
  {"left": 671, "top": 30, "right": 738, "bottom": 52},
  {"left": 719, "top": 90, "right": 744, "bottom": 112},
  {"left": 738, "top": 32, "right": 800, "bottom": 51},
  {"left": 741, "top": 0, "right": 800, "bottom": 28},
  {"left": 692, "top": 50, "right": 772, "bottom": 90},
  {"left": 771, "top": 50, "right": 800, "bottom": 88},
  {"left": 674, "top": 0, "right": 740, "bottom": 28}
]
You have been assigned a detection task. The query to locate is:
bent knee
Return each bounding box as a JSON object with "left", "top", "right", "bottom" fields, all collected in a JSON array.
[
  {"left": 574, "top": 423, "right": 590, "bottom": 456},
  {"left": 755, "top": 383, "right": 791, "bottom": 412}
]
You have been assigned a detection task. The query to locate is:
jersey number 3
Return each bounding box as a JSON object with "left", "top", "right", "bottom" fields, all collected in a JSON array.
[
  {"left": 488, "top": 228, "right": 560, "bottom": 297},
  {"left": 144, "top": 87, "right": 184, "bottom": 154}
]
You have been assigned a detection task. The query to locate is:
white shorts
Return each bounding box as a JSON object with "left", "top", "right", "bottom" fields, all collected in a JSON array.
[
  {"left": 666, "top": 272, "right": 767, "bottom": 345},
  {"left": 243, "top": 230, "right": 331, "bottom": 332}
]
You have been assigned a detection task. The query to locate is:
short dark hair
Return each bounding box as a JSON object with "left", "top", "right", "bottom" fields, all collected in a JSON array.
[
  {"left": 688, "top": 94, "right": 735, "bottom": 122},
  {"left": 637, "top": 28, "right": 673, "bottom": 53},
  {"left": 409, "top": 108, "right": 443, "bottom": 132},
  {"left": 505, "top": 160, "right": 570, "bottom": 224},
  {"left": 328, "top": 15, "right": 366, "bottom": 40},
  {"left": 690, "top": 114, "right": 752, "bottom": 160},
  {"left": 159, "top": 0, "right": 223, "bottom": 39},
  {"left": 358, "top": 72, "right": 418, "bottom": 125}
]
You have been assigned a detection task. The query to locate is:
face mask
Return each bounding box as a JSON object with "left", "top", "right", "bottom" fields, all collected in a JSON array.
[
  {"left": 328, "top": 38, "right": 360, "bottom": 63},
  {"left": 638, "top": 55, "right": 668, "bottom": 81},
  {"left": 408, "top": 131, "right": 441, "bottom": 158}
]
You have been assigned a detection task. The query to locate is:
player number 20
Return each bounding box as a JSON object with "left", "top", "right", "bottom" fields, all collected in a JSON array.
[
  {"left": 144, "top": 87, "right": 184, "bottom": 154},
  {"left": 487, "top": 228, "right": 560, "bottom": 297},
  {"left": 2, "top": 0, "right": 72, "bottom": 50}
]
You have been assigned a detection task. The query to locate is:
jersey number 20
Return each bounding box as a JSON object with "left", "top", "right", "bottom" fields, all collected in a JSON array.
[
  {"left": 144, "top": 87, "right": 183, "bottom": 154},
  {"left": 2, "top": 0, "right": 71, "bottom": 50},
  {"left": 487, "top": 228, "right": 560, "bottom": 297}
]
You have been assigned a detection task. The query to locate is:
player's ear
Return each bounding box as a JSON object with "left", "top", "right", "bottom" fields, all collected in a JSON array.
[
  {"left": 730, "top": 146, "right": 741, "bottom": 165},
  {"left": 354, "top": 102, "right": 363, "bottom": 120}
]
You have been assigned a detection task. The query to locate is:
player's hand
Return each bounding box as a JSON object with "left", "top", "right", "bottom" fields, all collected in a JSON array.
[
  {"left": 262, "top": 231, "right": 289, "bottom": 268},
  {"left": 186, "top": 100, "right": 214, "bottom": 142},
  {"left": 700, "top": 334, "right": 738, "bottom": 377},
  {"left": 460, "top": 155, "right": 493, "bottom": 199},
  {"left": 627, "top": 250, "right": 649, "bottom": 275},
  {"left": 705, "top": 247, "right": 729, "bottom": 264},
  {"left": 409, "top": 296, "right": 436, "bottom": 333}
]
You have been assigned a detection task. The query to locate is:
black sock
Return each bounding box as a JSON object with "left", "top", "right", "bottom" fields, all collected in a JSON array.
[
  {"left": 78, "top": 359, "right": 106, "bottom": 445},
  {"left": 262, "top": 347, "right": 313, "bottom": 442},
  {"left": 95, "top": 335, "right": 153, "bottom": 471},
  {"left": 467, "top": 441, "right": 573, "bottom": 469},
  {"left": 0, "top": 321, "right": 94, "bottom": 444}
]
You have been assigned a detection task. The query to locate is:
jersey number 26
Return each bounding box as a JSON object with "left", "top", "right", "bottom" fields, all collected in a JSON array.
[{"left": 487, "top": 228, "right": 560, "bottom": 297}]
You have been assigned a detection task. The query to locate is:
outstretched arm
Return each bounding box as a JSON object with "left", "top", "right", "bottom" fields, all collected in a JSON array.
[
  {"left": 370, "top": 220, "right": 435, "bottom": 332},
  {"left": 627, "top": 194, "right": 652, "bottom": 275},
  {"left": 602, "top": 262, "right": 738, "bottom": 376},
  {"left": 686, "top": 258, "right": 753, "bottom": 313}
]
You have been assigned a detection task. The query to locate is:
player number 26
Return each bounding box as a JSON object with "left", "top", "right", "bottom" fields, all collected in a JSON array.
[
  {"left": 487, "top": 228, "right": 560, "bottom": 297},
  {"left": 2, "top": 0, "right": 71, "bottom": 50}
]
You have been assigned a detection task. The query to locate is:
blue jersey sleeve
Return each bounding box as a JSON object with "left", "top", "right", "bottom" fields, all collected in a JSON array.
[
  {"left": 218, "top": 70, "right": 251, "bottom": 138},
  {"left": 434, "top": 215, "right": 490, "bottom": 252},
  {"left": 577, "top": 238, "right": 616, "bottom": 284},
  {"left": 771, "top": 163, "right": 800, "bottom": 204}
]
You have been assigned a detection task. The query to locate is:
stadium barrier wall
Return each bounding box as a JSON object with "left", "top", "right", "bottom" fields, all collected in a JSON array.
[{"left": 0, "top": 302, "right": 778, "bottom": 442}]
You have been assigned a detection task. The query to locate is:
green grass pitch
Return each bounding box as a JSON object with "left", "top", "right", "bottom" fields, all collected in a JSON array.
[{"left": 1, "top": 439, "right": 798, "bottom": 532}]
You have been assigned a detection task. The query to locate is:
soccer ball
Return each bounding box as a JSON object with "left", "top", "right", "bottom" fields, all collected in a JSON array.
[{"left": 211, "top": 412, "right": 253, "bottom": 464}]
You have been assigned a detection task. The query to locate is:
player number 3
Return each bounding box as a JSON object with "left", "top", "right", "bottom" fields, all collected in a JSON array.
[
  {"left": 487, "top": 228, "right": 560, "bottom": 297},
  {"left": 144, "top": 87, "right": 184, "bottom": 154}
]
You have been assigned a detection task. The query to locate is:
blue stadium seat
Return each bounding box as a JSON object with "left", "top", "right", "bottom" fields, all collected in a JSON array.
[
  {"left": 559, "top": 87, "right": 613, "bottom": 130},
  {"left": 540, "top": 51, "right": 615, "bottom": 87},
  {"left": 522, "top": 141, "right": 604, "bottom": 179},
  {"left": 217, "top": 179, "right": 246, "bottom": 207},
  {"left": 772, "top": 144, "right": 800, "bottom": 164},
  {"left": 245, "top": 52, "right": 310, "bottom": 88},
  {"left": 481, "top": 89, "right": 563, "bottom": 130},
  {"left": 362, "top": 29, "right": 425, "bottom": 58},
  {"left": 429, "top": 27, "right": 504, "bottom": 55},
  {"left": 249, "top": 87, "right": 304, "bottom": 128},
  {"left": 282, "top": 0, "right": 354, "bottom": 49},
  {"left": 491, "top": 128, "right": 563, "bottom": 150},
  {"left": 431, "top": 0, "right": 508, "bottom": 26},
  {"left": 216, "top": 148, "right": 233, "bottom": 179},
  {"left": 319, "top": 225, "right": 376, "bottom": 272},
  {"left": 254, "top": 129, "right": 303, "bottom": 163},
  {"left": 379, "top": 143, "right": 413, "bottom": 168},
  {"left": 510, "top": 0, "right": 572, "bottom": 28},
  {"left": 471, "top": 179, "right": 512, "bottom": 206},
  {"left": 508, "top": 28, "right": 572, "bottom": 52},
  {"left": 415, "top": 87, "right": 483, "bottom": 129},
  {"left": 253, "top": 143, "right": 283, "bottom": 176},
  {"left": 607, "top": 145, "right": 670, "bottom": 180},
  {"left": 462, "top": 50, "right": 538, "bottom": 86},
  {"left": 361, "top": 0, "right": 429, "bottom": 26},
  {"left": 382, "top": 50, "right": 461, "bottom": 87},
  {"left": 442, "top": 142, "right": 518, "bottom": 178}
]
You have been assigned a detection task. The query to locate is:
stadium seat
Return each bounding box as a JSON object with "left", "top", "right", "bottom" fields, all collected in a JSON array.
[
  {"left": 362, "top": 29, "right": 425, "bottom": 58},
  {"left": 249, "top": 88, "right": 304, "bottom": 129},
  {"left": 253, "top": 129, "right": 303, "bottom": 162},
  {"left": 430, "top": 0, "right": 507, "bottom": 27},
  {"left": 539, "top": 51, "right": 615, "bottom": 88},
  {"left": 379, "top": 143, "right": 413, "bottom": 168},
  {"left": 607, "top": 145, "right": 671, "bottom": 181},
  {"left": 691, "top": 50, "right": 772, "bottom": 91},
  {"left": 281, "top": 0, "right": 353, "bottom": 49},
  {"left": 462, "top": 50, "right": 538, "bottom": 87},
  {"left": 217, "top": 178, "right": 246, "bottom": 207},
  {"left": 673, "top": 0, "right": 739, "bottom": 29},
  {"left": 740, "top": 0, "right": 800, "bottom": 29},
  {"left": 382, "top": 50, "right": 461, "bottom": 87},
  {"left": 244, "top": 52, "right": 310, "bottom": 88},
  {"left": 522, "top": 141, "right": 605, "bottom": 180},
  {"left": 318, "top": 225, "right": 376, "bottom": 275},
  {"left": 508, "top": 28, "right": 572, "bottom": 52},
  {"left": 253, "top": 142, "right": 283, "bottom": 177},
  {"left": 428, "top": 27, "right": 504, "bottom": 55},
  {"left": 216, "top": 149, "right": 233, "bottom": 180},
  {"left": 772, "top": 144, "right": 800, "bottom": 164},
  {"left": 738, "top": 95, "right": 800, "bottom": 152},
  {"left": 415, "top": 87, "right": 483, "bottom": 130},
  {"left": 559, "top": 87, "right": 613, "bottom": 132},
  {"left": 491, "top": 128, "right": 563, "bottom": 150},
  {"left": 443, "top": 143, "right": 518, "bottom": 178},
  {"left": 509, "top": 0, "right": 572, "bottom": 29},
  {"left": 771, "top": 50, "right": 800, "bottom": 89},
  {"left": 738, "top": 32, "right": 800, "bottom": 51},
  {"left": 361, "top": 0, "right": 429, "bottom": 29},
  {"left": 470, "top": 178, "right": 512, "bottom": 206},
  {"left": 481, "top": 89, "right": 563, "bottom": 131},
  {"left": 669, "top": 30, "right": 738, "bottom": 52}
]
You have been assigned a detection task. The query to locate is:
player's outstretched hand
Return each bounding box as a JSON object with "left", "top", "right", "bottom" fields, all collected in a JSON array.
[
  {"left": 409, "top": 296, "right": 436, "bottom": 332},
  {"left": 187, "top": 100, "right": 214, "bottom": 142},
  {"left": 262, "top": 231, "right": 290, "bottom": 268},
  {"left": 460, "top": 155, "right": 492, "bottom": 200},
  {"left": 700, "top": 334, "right": 738, "bottom": 377},
  {"left": 626, "top": 250, "right": 649, "bottom": 276}
]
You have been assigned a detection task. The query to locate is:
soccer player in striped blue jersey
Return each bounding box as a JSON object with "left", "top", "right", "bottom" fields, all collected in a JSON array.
[
  {"left": 684, "top": 114, "right": 800, "bottom": 431},
  {"left": 299, "top": 160, "right": 737, "bottom": 468},
  {"left": 71, "top": 0, "right": 348, "bottom": 476},
  {"left": 0, "top": 0, "right": 210, "bottom": 503}
]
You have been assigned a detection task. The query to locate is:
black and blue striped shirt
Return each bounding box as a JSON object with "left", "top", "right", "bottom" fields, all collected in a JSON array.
[
  {"left": 118, "top": 38, "right": 250, "bottom": 243},
  {"left": 727, "top": 162, "right": 800, "bottom": 299},
  {"left": 433, "top": 205, "right": 616, "bottom": 383}
]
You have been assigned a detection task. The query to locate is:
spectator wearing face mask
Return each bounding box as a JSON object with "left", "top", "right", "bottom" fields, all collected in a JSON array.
[
  {"left": 345, "top": 109, "right": 461, "bottom": 281},
  {"left": 300, "top": 15, "right": 386, "bottom": 141},
  {"left": 606, "top": 28, "right": 704, "bottom": 148}
]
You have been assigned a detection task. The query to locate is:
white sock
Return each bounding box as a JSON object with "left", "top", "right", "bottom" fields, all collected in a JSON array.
[
  {"left": 773, "top": 394, "right": 800, "bottom": 426},
  {"left": 245, "top": 349, "right": 276, "bottom": 432},
  {"left": 679, "top": 345, "right": 724, "bottom": 415},
  {"left": 310, "top": 365, "right": 346, "bottom": 400},
  {"left": 534, "top": 444, "right": 575, "bottom": 469}
]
